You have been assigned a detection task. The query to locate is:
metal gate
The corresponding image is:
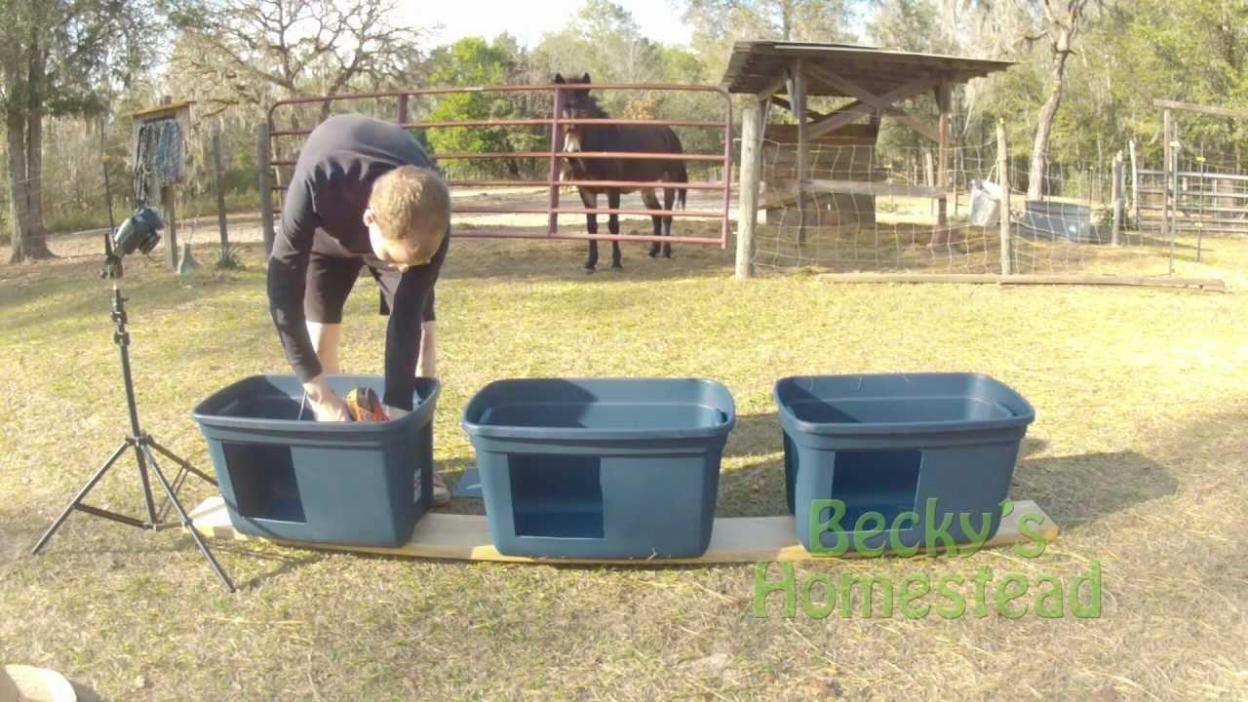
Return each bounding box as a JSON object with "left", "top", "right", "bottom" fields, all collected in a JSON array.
[{"left": 260, "top": 83, "right": 734, "bottom": 248}]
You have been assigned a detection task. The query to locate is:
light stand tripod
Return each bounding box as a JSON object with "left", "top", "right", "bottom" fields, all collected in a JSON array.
[{"left": 30, "top": 215, "right": 235, "bottom": 592}]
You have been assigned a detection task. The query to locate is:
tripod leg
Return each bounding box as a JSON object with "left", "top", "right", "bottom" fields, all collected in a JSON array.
[
  {"left": 147, "top": 437, "right": 218, "bottom": 486},
  {"left": 142, "top": 446, "right": 236, "bottom": 593},
  {"left": 32, "top": 440, "right": 132, "bottom": 555},
  {"left": 153, "top": 465, "right": 187, "bottom": 525}
]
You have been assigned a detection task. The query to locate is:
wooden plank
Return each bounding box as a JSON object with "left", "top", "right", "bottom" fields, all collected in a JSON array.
[
  {"left": 188, "top": 496, "right": 1059, "bottom": 563},
  {"left": 769, "top": 96, "right": 826, "bottom": 121},
  {"left": 1153, "top": 99, "right": 1248, "bottom": 121},
  {"left": 817, "top": 272, "right": 1227, "bottom": 291},
  {"left": 804, "top": 64, "right": 941, "bottom": 142},
  {"left": 737, "top": 98, "right": 763, "bottom": 280},
  {"left": 807, "top": 179, "right": 941, "bottom": 198},
  {"left": 807, "top": 77, "right": 940, "bottom": 140}
]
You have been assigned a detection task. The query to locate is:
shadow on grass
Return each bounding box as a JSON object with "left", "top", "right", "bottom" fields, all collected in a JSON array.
[
  {"left": 436, "top": 229, "right": 734, "bottom": 283},
  {"left": 719, "top": 410, "right": 1160, "bottom": 526},
  {"left": 0, "top": 259, "right": 259, "bottom": 333},
  {"left": 1010, "top": 450, "right": 1179, "bottom": 530}
]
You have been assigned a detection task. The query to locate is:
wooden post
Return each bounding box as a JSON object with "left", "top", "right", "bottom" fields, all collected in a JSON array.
[
  {"left": 161, "top": 185, "right": 178, "bottom": 270},
  {"left": 1162, "top": 108, "right": 1173, "bottom": 242},
  {"left": 258, "top": 123, "right": 275, "bottom": 255},
  {"left": 212, "top": 130, "right": 229, "bottom": 262},
  {"left": 933, "top": 83, "right": 952, "bottom": 246},
  {"left": 1118, "top": 148, "right": 1128, "bottom": 244},
  {"left": 736, "top": 97, "right": 764, "bottom": 280},
  {"left": 1128, "top": 139, "right": 1139, "bottom": 228},
  {"left": 792, "top": 59, "right": 809, "bottom": 246},
  {"left": 924, "top": 149, "right": 935, "bottom": 218},
  {"left": 997, "top": 122, "right": 1012, "bottom": 275}
]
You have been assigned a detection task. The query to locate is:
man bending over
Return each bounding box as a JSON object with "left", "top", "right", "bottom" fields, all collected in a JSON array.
[{"left": 267, "top": 113, "right": 451, "bottom": 503}]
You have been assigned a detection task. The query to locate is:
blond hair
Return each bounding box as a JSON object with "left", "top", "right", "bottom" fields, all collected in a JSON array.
[{"left": 368, "top": 166, "right": 450, "bottom": 262}]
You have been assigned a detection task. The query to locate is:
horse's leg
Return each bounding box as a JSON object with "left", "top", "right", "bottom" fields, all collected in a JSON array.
[
  {"left": 641, "top": 188, "right": 663, "bottom": 258},
  {"left": 607, "top": 189, "right": 623, "bottom": 270},
  {"left": 662, "top": 186, "right": 676, "bottom": 258},
  {"left": 580, "top": 188, "right": 598, "bottom": 273}
]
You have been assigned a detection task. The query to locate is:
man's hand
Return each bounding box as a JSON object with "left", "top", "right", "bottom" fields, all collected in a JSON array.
[{"left": 303, "top": 375, "right": 351, "bottom": 422}]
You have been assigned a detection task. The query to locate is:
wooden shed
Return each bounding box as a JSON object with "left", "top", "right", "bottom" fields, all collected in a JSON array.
[{"left": 722, "top": 42, "right": 1012, "bottom": 277}]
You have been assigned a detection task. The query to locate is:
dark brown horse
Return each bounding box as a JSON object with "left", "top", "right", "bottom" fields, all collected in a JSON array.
[{"left": 554, "top": 73, "right": 688, "bottom": 273}]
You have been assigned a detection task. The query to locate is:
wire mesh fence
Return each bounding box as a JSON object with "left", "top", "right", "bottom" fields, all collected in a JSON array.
[{"left": 749, "top": 127, "right": 1231, "bottom": 278}]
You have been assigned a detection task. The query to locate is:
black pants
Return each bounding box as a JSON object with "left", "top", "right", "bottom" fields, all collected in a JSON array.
[{"left": 303, "top": 252, "right": 436, "bottom": 324}]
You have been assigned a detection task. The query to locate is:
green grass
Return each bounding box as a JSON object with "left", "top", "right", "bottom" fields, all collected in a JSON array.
[{"left": 1, "top": 236, "right": 1246, "bottom": 699}]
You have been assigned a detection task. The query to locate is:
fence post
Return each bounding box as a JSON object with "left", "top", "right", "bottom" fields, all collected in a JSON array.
[
  {"left": 1162, "top": 108, "right": 1173, "bottom": 243},
  {"left": 1128, "top": 139, "right": 1138, "bottom": 228},
  {"left": 1165, "top": 110, "right": 1178, "bottom": 274},
  {"left": 1118, "top": 151, "right": 1128, "bottom": 244},
  {"left": 212, "top": 130, "right": 229, "bottom": 262},
  {"left": 997, "top": 121, "right": 1012, "bottom": 275},
  {"left": 258, "top": 123, "right": 275, "bottom": 255},
  {"left": 736, "top": 97, "right": 764, "bottom": 280},
  {"left": 161, "top": 185, "right": 178, "bottom": 270}
]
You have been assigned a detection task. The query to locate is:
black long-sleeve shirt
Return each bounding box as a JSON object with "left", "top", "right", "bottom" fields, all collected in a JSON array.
[{"left": 267, "top": 114, "right": 444, "bottom": 411}]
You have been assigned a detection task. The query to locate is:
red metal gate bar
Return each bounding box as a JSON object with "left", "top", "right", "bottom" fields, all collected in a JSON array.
[
  {"left": 455, "top": 206, "right": 725, "bottom": 217},
  {"left": 271, "top": 151, "right": 724, "bottom": 167},
  {"left": 265, "top": 82, "right": 734, "bottom": 247},
  {"left": 270, "top": 117, "right": 725, "bottom": 137},
  {"left": 449, "top": 180, "right": 727, "bottom": 190},
  {"left": 456, "top": 231, "right": 722, "bottom": 245}
]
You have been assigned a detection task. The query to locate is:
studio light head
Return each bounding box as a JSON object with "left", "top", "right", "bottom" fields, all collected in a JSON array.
[{"left": 112, "top": 207, "right": 163, "bottom": 257}]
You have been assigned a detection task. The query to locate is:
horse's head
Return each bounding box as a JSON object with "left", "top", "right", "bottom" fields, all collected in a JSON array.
[{"left": 553, "top": 73, "right": 600, "bottom": 121}]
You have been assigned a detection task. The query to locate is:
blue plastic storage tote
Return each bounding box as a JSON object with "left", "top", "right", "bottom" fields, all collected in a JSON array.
[
  {"left": 462, "top": 378, "right": 735, "bottom": 559},
  {"left": 192, "top": 374, "right": 439, "bottom": 547},
  {"left": 775, "top": 373, "right": 1034, "bottom": 553}
]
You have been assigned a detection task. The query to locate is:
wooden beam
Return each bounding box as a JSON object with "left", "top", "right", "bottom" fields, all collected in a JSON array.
[
  {"left": 805, "top": 64, "right": 940, "bottom": 142},
  {"left": 189, "top": 496, "right": 1060, "bottom": 563},
  {"left": 807, "top": 77, "right": 939, "bottom": 140},
  {"left": 769, "top": 95, "right": 826, "bottom": 121},
  {"left": 736, "top": 97, "right": 764, "bottom": 280},
  {"left": 1153, "top": 99, "right": 1248, "bottom": 121},
  {"left": 755, "top": 73, "right": 789, "bottom": 102},
  {"left": 807, "top": 179, "right": 942, "bottom": 198}
]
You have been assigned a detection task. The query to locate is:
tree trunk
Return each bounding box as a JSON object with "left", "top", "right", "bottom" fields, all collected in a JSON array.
[
  {"left": 1027, "top": 44, "right": 1071, "bottom": 201},
  {"left": 6, "top": 111, "right": 32, "bottom": 263},
  {"left": 22, "top": 112, "right": 52, "bottom": 259},
  {"left": 9, "top": 30, "right": 53, "bottom": 262}
]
